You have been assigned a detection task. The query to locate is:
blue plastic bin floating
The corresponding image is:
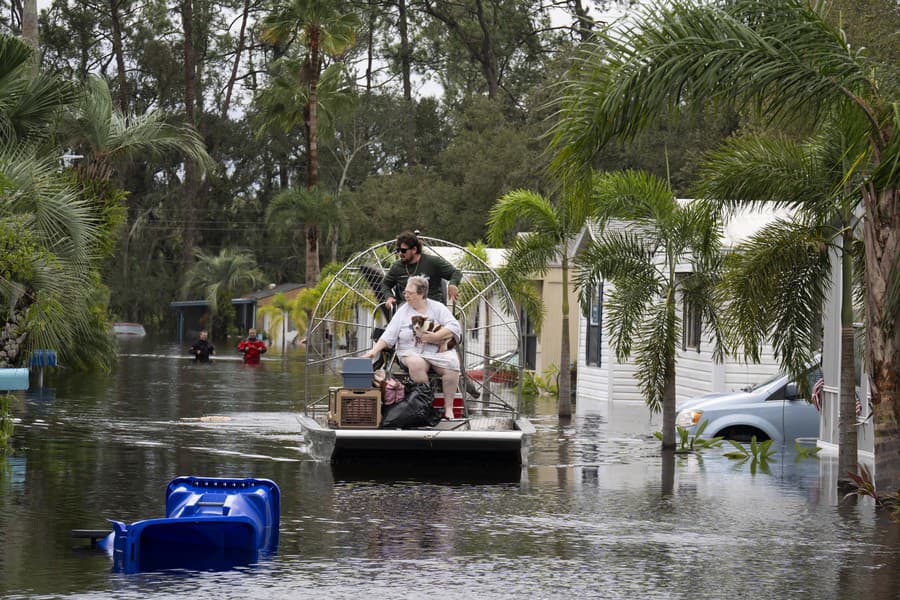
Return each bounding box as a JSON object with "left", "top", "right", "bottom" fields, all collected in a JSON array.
[
  {"left": 0, "top": 368, "right": 29, "bottom": 391},
  {"left": 103, "top": 476, "right": 280, "bottom": 573}
]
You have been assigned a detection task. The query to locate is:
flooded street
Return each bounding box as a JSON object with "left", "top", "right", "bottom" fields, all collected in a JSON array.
[{"left": 1, "top": 337, "right": 897, "bottom": 599}]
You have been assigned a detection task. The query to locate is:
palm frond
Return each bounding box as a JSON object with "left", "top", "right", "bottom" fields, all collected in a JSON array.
[
  {"left": 592, "top": 169, "right": 676, "bottom": 227},
  {"left": 550, "top": 0, "right": 872, "bottom": 176},
  {"left": 502, "top": 232, "right": 560, "bottom": 280},
  {"left": 721, "top": 219, "right": 832, "bottom": 372},
  {"left": 634, "top": 300, "right": 677, "bottom": 414},
  {"left": 487, "top": 189, "right": 561, "bottom": 246},
  {"left": 183, "top": 248, "right": 266, "bottom": 313},
  {"left": 577, "top": 232, "right": 660, "bottom": 360}
]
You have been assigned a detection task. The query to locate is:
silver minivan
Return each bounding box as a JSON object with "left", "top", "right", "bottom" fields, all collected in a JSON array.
[{"left": 675, "top": 368, "right": 821, "bottom": 443}]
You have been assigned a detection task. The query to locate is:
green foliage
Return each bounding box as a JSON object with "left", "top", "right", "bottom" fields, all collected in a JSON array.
[
  {"left": 266, "top": 186, "right": 340, "bottom": 256},
  {"left": 843, "top": 465, "right": 900, "bottom": 522},
  {"left": 723, "top": 436, "right": 776, "bottom": 475},
  {"left": 344, "top": 98, "right": 549, "bottom": 247},
  {"left": 0, "top": 217, "right": 39, "bottom": 282},
  {"left": 0, "top": 138, "right": 114, "bottom": 371},
  {"left": 523, "top": 364, "right": 558, "bottom": 397},
  {"left": 794, "top": 439, "right": 822, "bottom": 460},
  {"left": 67, "top": 174, "right": 128, "bottom": 258},
  {"left": 58, "top": 75, "right": 214, "bottom": 180},
  {"left": 487, "top": 185, "right": 589, "bottom": 416},
  {"left": 182, "top": 248, "right": 266, "bottom": 337},
  {"left": 654, "top": 420, "right": 723, "bottom": 454},
  {"left": 576, "top": 170, "right": 724, "bottom": 430},
  {"left": 0, "top": 393, "right": 13, "bottom": 450}
]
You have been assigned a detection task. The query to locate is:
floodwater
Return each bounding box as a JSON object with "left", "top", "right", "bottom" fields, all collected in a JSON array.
[{"left": 0, "top": 336, "right": 897, "bottom": 599}]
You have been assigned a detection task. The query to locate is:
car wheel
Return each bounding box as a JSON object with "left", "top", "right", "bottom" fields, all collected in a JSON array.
[{"left": 716, "top": 426, "right": 769, "bottom": 443}]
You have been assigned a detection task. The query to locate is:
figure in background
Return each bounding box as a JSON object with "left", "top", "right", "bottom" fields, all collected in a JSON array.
[
  {"left": 190, "top": 330, "right": 214, "bottom": 363},
  {"left": 363, "top": 276, "right": 461, "bottom": 420},
  {"left": 238, "top": 328, "right": 267, "bottom": 364},
  {"left": 380, "top": 231, "right": 462, "bottom": 309}
]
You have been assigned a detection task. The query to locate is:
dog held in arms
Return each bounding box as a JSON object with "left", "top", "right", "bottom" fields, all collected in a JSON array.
[{"left": 410, "top": 315, "right": 457, "bottom": 353}]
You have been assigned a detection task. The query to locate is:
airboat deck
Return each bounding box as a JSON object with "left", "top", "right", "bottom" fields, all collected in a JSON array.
[
  {"left": 299, "top": 236, "right": 533, "bottom": 466},
  {"left": 299, "top": 414, "right": 535, "bottom": 464}
]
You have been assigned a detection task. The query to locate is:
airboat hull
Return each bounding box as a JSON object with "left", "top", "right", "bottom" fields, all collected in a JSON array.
[{"left": 298, "top": 414, "right": 534, "bottom": 465}]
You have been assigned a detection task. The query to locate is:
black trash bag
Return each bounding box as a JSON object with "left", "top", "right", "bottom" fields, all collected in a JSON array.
[{"left": 381, "top": 383, "right": 441, "bottom": 429}]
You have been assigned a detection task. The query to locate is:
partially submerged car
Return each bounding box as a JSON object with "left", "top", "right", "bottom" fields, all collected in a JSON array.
[{"left": 675, "top": 367, "right": 821, "bottom": 444}]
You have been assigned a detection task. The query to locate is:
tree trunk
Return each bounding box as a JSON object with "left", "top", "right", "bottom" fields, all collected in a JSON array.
[
  {"left": 180, "top": 0, "right": 198, "bottom": 272},
  {"left": 222, "top": 0, "right": 250, "bottom": 117},
  {"left": 838, "top": 325, "right": 859, "bottom": 486},
  {"left": 303, "top": 28, "right": 321, "bottom": 284},
  {"left": 473, "top": 0, "right": 499, "bottom": 99},
  {"left": 398, "top": 0, "right": 416, "bottom": 165},
  {"left": 22, "top": 0, "right": 38, "bottom": 72},
  {"left": 838, "top": 233, "right": 858, "bottom": 487},
  {"left": 109, "top": 0, "right": 129, "bottom": 115},
  {"left": 569, "top": 0, "right": 593, "bottom": 42},
  {"left": 365, "top": 0, "right": 375, "bottom": 91},
  {"left": 862, "top": 185, "right": 900, "bottom": 491},
  {"left": 396, "top": 0, "right": 411, "bottom": 97},
  {"left": 662, "top": 302, "right": 677, "bottom": 450},
  {"left": 305, "top": 223, "right": 319, "bottom": 287},
  {"left": 558, "top": 254, "right": 572, "bottom": 416}
]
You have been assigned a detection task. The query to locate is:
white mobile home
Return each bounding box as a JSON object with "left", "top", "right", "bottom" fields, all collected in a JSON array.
[{"left": 576, "top": 207, "right": 790, "bottom": 408}]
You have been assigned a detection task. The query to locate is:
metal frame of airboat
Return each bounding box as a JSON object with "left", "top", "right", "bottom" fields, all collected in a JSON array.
[{"left": 299, "top": 236, "right": 534, "bottom": 464}]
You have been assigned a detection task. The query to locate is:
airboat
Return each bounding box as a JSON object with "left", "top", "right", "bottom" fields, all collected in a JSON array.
[{"left": 298, "top": 236, "right": 534, "bottom": 465}]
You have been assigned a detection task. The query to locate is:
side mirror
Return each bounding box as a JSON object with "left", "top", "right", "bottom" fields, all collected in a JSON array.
[{"left": 785, "top": 382, "right": 799, "bottom": 399}]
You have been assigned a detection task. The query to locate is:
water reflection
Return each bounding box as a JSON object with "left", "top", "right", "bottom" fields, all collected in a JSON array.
[{"left": 0, "top": 337, "right": 897, "bottom": 598}]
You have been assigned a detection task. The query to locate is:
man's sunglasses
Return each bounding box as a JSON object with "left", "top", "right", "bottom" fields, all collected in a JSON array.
[{"left": 397, "top": 246, "right": 411, "bottom": 254}]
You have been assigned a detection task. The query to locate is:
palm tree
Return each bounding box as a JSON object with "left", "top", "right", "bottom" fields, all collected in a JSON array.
[
  {"left": 551, "top": 0, "right": 900, "bottom": 488},
  {"left": 258, "top": 292, "right": 294, "bottom": 355},
  {"left": 0, "top": 147, "right": 116, "bottom": 371},
  {"left": 487, "top": 188, "right": 591, "bottom": 417},
  {"left": 261, "top": 0, "right": 358, "bottom": 285},
  {"left": 54, "top": 75, "right": 213, "bottom": 296},
  {"left": 0, "top": 36, "right": 75, "bottom": 145},
  {"left": 698, "top": 123, "right": 866, "bottom": 485},
  {"left": 0, "top": 35, "right": 114, "bottom": 372},
  {"left": 182, "top": 248, "right": 266, "bottom": 338},
  {"left": 56, "top": 76, "right": 212, "bottom": 184},
  {"left": 265, "top": 186, "right": 340, "bottom": 285},
  {"left": 576, "top": 170, "right": 725, "bottom": 449}
]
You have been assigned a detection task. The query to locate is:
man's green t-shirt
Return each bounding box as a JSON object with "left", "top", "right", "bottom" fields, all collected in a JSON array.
[{"left": 380, "top": 253, "right": 462, "bottom": 304}]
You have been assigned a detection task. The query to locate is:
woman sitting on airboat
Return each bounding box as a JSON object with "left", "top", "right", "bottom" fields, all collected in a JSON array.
[{"left": 362, "top": 275, "right": 461, "bottom": 420}]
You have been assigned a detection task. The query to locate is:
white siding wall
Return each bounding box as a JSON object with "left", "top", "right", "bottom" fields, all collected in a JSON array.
[
  {"left": 576, "top": 316, "right": 606, "bottom": 403},
  {"left": 578, "top": 280, "right": 783, "bottom": 405}
]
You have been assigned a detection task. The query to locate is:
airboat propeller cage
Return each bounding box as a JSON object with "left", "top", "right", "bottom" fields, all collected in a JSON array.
[{"left": 304, "top": 236, "right": 524, "bottom": 418}]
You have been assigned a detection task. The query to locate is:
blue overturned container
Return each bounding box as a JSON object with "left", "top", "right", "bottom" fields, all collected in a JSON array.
[{"left": 104, "top": 476, "right": 280, "bottom": 573}]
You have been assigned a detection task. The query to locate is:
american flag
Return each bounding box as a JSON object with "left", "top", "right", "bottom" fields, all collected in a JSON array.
[{"left": 811, "top": 377, "right": 825, "bottom": 412}]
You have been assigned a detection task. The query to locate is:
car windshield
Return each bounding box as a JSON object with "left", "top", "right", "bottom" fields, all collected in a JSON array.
[
  {"left": 746, "top": 371, "right": 785, "bottom": 392},
  {"left": 745, "top": 361, "right": 822, "bottom": 392}
]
